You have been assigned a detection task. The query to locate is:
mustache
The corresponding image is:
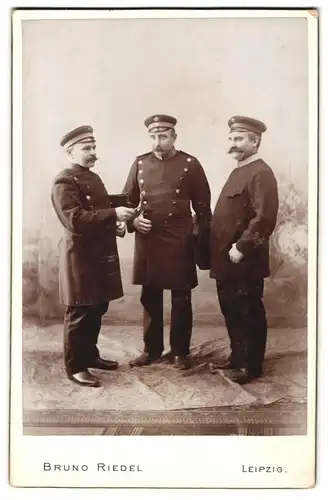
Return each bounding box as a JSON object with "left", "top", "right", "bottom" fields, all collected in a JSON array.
[
  {"left": 228, "top": 148, "right": 243, "bottom": 154},
  {"left": 88, "top": 156, "right": 99, "bottom": 161}
]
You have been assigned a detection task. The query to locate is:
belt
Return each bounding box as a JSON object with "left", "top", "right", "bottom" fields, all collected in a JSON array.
[{"left": 143, "top": 212, "right": 191, "bottom": 222}]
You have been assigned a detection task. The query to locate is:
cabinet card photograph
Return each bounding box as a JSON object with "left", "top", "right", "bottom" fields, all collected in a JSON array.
[{"left": 10, "top": 8, "right": 318, "bottom": 489}]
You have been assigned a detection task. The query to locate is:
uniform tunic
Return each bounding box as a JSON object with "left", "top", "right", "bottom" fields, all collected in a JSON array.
[
  {"left": 123, "top": 150, "right": 212, "bottom": 290},
  {"left": 51, "top": 164, "right": 123, "bottom": 306},
  {"left": 210, "top": 158, "right": 279, "bottom": 282}
]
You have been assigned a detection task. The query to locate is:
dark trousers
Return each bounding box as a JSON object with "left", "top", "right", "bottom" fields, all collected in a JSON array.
[
  {"left": 140, "top": 285, "right": 193, "bottom": 357},
  {"left": 216, "top": 279, "right": 267, "bottom": 375},
  {"left": 63, "top": 302, "right": 109, "bottom": 376}
]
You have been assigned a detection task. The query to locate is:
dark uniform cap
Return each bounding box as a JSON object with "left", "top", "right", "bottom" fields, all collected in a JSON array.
[
  {"left": 144, "top": 114, "right": 177, "bottom": 133},
  {"left": 228, "top": 116, "right": 267, "bottom": 135},
  {"left": 60, "top": 125, "right": 95, "bottom": 148}
]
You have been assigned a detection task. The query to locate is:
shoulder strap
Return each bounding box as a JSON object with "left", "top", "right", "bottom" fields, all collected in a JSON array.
[{"left": 136, "top": 152, "right": 151, "bottom": 160}]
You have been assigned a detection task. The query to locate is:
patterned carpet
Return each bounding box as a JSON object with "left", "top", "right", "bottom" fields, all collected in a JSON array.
[{"left": 22, "top": 322, "right": 307, "bottom": 436}]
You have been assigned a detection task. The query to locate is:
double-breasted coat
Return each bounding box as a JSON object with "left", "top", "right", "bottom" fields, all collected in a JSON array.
[
  {"left": 123, "top": 150, "right": 212, "bottom": 290},
  {"left": 51, "top": 164, "right": 123, "bottom": 306},
  {"left": 210, "top": 158, "right": 279, "bottom": 282}
]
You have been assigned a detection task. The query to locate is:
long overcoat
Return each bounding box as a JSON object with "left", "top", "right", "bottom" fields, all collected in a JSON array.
[
  {"left": 210, "top": 158, "right": 279, "bottom": 282},
  {"left": 123, "top": 150, "right": 212, "bottom": 290},
  {"left": 51, "top": 164, "right": 123, "bottom": 305}
]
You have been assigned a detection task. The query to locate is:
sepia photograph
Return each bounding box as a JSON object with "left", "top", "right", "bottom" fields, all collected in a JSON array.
[{"left": 10, "top": 7, "right": 318, "bottom": 488}]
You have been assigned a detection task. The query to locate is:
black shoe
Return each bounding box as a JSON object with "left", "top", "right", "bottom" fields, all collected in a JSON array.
[
  {"left": 174, "top": 356, "right": 192, "bottom": 370},
  {"left": 69, "top": 370, "right": 101, "bottom": 388},
  {"left": 160, "top": 351, "right": 174, "bottom": 363},
  {"left": 89, "top": 358, "right": 119, "bottom": 371},
  {"left": 129, "top": 352, "right": 161, "bottom": 367},
  {"left": 216, "top": 360, "right": 236, "bottom": 370},
  {"left": 226, "top": 368, "right": 256, "bottom": 385}
]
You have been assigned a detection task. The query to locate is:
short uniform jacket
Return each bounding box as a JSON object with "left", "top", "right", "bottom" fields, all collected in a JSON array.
[
  {"left": 51, "top": 164, "right": 123, "bottom": 306},
  {"left": 123, "top": 150, "right": 212, "bottom": 290},
  {"left": 210, "top": 158, "right": 279, "bottom": 282}
]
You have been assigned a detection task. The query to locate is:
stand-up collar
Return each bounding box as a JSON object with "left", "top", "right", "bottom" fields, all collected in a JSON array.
[{"left": 237, "top": 152, "right": 261, "bottom": 168}]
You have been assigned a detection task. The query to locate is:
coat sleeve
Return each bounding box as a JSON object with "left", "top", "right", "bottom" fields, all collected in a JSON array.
[
  {"left": 235, "top": 168, "right": 279, "bottom": 255},
  {"left": 188, "top": 160, "right": 212, "bottom": 270},
  {"left": 51, "top": 174, "right": 117, "bottom": 235},
  {"left": 189, "top": 160, "right": 212, "bottom": 227},
  {"left": 122, "top": 159, "right": 140, "bottom": 233}
]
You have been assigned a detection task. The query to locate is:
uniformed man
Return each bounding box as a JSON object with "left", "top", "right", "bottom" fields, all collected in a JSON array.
[
  {"left": 210, "top": 116, "right": 279, "bottom": 385},
  {"left": 123, "top": 114, "right": 212, "bottom": 370},
  {"left": 51, "top": 125, "right": 135, "bottom": 387}
]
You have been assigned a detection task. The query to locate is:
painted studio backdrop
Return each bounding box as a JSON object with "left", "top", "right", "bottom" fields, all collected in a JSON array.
[{"left": 22, "top": 17, "right": 308, "bottom": 327}]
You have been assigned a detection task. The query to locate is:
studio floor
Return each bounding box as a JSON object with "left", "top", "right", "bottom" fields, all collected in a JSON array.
[{"left": 22, "top": 321, "right": 307, "bottom": 436}]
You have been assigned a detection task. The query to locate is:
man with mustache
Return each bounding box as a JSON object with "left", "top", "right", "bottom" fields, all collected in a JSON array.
[
  {"left": 123, "top": 114, "right": 212, "bottom": 370},
  {"left": 51, "top": 125, "right": 135, "bottom": 387},
  {"left": 210, "top": 116, "right": 279, "bottom": 385}
]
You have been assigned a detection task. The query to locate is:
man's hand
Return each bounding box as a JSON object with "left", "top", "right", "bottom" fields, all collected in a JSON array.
[
  {"left": 133, "top": 213, "right": 152, "bottom": 235},
  {"left": 115, "top": 206, "right": 136, "bottom": 222},
  {"left": 116, "top": 222, "right": 126, "bottom": 238},
  {"left": 229, "top": 243, "right": 244, "bottom": 264}
]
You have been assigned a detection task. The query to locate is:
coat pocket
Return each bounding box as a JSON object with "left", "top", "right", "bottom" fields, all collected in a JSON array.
[
  {"left": 225, "top": 185, "right": 244, "bottom": 198},
  {"left": 224, "top": 185, "right": 251, "bottom": 220}
]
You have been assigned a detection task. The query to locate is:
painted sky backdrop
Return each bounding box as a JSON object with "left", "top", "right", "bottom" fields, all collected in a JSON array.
[{"left": 22, "top": 17, "right": 308, "bottom": 256}]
